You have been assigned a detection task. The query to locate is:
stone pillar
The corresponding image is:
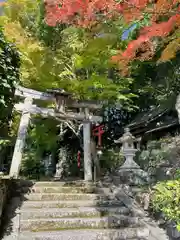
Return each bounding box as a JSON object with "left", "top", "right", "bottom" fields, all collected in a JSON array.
[
  {"left": 9, "top": 98, "right": 33, "bottom": 178},
  {"left": 83, "top": 120, "right": 92, "bottom": 181}
]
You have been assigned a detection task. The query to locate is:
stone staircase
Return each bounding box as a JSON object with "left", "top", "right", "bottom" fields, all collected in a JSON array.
[{"left": 1, "top": 180, "right": 157, "bottom": 239}]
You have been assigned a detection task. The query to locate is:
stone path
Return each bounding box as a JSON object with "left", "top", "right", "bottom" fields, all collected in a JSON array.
[{"left": 1, "top": 180, "right": 167, "bottom": 240}]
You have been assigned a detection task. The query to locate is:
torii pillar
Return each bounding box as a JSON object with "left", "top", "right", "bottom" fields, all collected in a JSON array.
[
  {"left": 9, "top": 98, "right": 33, "bottom": 178},
  {"left": 83, "top": 108, "right": 93, "bottom": 181}
]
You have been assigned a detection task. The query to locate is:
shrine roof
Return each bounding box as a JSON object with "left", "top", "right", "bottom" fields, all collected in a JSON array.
[
  {"left": 127, "top": 106, "right": 178, "bottom": 136},
  {"left": 145, "top": 119, "right": 179, "bottom": 134},
  {"left": 128, "top": 107, "right": 169, "bottom": 129}
]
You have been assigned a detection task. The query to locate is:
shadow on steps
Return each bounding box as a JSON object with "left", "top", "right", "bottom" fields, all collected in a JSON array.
[{"left": 0, "top": 179, "right": 34, "bottom": 239}]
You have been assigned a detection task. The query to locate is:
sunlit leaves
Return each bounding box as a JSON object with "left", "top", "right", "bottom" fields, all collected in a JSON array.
[
  {"left": 152, "top": 180, "right": 180, "bottom": 229},
  {"left": 1, "top": 0, "right": 136, "bottom": 106},
  {"left": 158, "top": 29, "right": 180, "bottom": 62}
]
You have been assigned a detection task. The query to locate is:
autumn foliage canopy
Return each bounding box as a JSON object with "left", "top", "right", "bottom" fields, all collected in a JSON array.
[{"left": 45, "top": 0, "right": 180, "bottom": 71}]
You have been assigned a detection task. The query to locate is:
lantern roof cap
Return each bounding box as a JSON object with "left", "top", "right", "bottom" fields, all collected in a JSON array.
[{"left": 114, "top": 128, "right": 136, "bottom": 144}]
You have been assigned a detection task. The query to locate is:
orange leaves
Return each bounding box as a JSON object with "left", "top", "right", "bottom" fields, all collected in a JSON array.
[
  {"left": 113, "top": 17, "right": 177, "bottom": 63},
  {"left": 159, "top": 38, "right": 180, "bottom": 62},
  {"left": 126, "top": 0, "right": 149, "bottom": 9},
  {"left": 158, "top": 28, "right": 180, "bottom": 63},
  {"left": 112, "top": 1, "right": 180, "bottom": 73},
  {"left": 140, "top": 16, "right": 178, "bottom": 38},
  {"left": 44, "top": 0, "right": 152, "bottom": 27},
  {"left": 154, "top": 0, "right": 173, "bottom": 14},
  {"left": 122, "top": 36, "right": 150, "bottom": 59},
  {"left": 154, "top": 0, "right": 179, "bottom": 14},
  {"left": 111, "top": 37, "right": 154, "bottom": 75},
  {"left": 149, "top": 0, "right": 180, "bottom": 22},
  {"left": 44, "top": 0, "right": 179, "bottom": 29},
  {"left": 122, "top": 8, "right": 143, "bottom": 23},
  {"left": 44, "top": 0, "right": 123, "bottom": 27}
]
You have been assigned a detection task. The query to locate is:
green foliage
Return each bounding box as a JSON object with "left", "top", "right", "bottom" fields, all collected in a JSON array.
[
  {"left": 99, "top": 148, "right": 124, "bottom": 173},
  {"left": 0, "top": 28, "right": 20, "bottom": 137},
  {"left": 175, "top": 169, "right": 180, "bottom": 180},
  {"left": 0, "top": 28, "right": 20, "bottom": 102},
  {"left": 136, "top": 140, "right": 171, "bottom": 175},
  {"left": 152, "top": 180, "right": 180, "bottom": 231},
  {"left": 21, "top": 149, "right": 44, "bottom": 179},
  {"left": 27, "top": 117, "right": 59, "bottom": 152},
  {"left": 21, "top": 117, "right": 59, "bottom": 178},
  {"left": 0, "top": 139, "right": 10, "bottom": 147},
  {"left": 0, "top": 139, "right": 11, "bottom": 160},
  {"left": 130, "top": 53, "right": 180, "bottom": 110},
  {"left": 56, "top": 26, "right": 136, "bottom": 103},
  {"left": 0, "top": 0, "right": 56, "bottom": 90},
  {"left": 36, "top": 1, "right": 66, "bottom": 49},
  {"left": 1, "top": 0, "right": 179, "bottom": 107},
  {"left": 137, "top": 136, "right": 180, "bottom": 230},
  {"left": 0, "top": 0, "right": 137, "bottom": 107}
]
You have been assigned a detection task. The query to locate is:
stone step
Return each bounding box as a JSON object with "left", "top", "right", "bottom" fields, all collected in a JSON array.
[
  {"left": 2, "top": 228, "right": 150, "bottom": 240},
  {"left": 34, "top": 180, "right": 94, "bottom": 186},
  {"left": 21, "top": 186, "right": 95, "bottom": 194},
  {"left": 20, "top": 207, "right": 130, "bottom": 220},
  {"left": 22, "top": 193, "right": 113, "bottom": 201},
  {"left": 20, "top": 216, "right": 141, "bottom": 232},
  {"left": 10, "top": 197, "right": 124, "bottom": 209},
  {"left": 15, "top": 228, "right": 150, "bottom": 240},
  {"left": 19, "top": 180, "right": 94, "bottom": 188}
]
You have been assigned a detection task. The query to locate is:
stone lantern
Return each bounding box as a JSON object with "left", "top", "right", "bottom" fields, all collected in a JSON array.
[
  {"left": 114, "top": 128, "right": 149, "bottom": 185},
  {"left": 114, "top": 128, "right": 140, "bottom": 169}
]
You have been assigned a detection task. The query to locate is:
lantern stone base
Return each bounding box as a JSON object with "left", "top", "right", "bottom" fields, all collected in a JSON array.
[
  {"left": 113, "top": 168, "right": 150, "bottom": 186},
  {"left": 113, "top": 148, "right": 150, "bottom": 186},
  {"left": 113, "top": 156, "right": 150, "bottom": 186}
]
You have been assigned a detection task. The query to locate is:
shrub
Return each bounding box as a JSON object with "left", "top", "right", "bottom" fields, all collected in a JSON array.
[
  {"left": 99, "top": 148, "right": 124, "bottom": 173},
  {"left": 136, "top": 137, "right": 180, "bottom": 180},
  {"left": 21, "top": 150, "right": 45, "bottom": 179},
  {"left": 151, "top": 180, "right": 180, "bottom": 231},
  {"left": 136, "top": 140, "right": 171, "bottom": 173}
]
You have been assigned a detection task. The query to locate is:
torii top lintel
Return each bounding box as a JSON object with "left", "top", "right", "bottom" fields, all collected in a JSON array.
[
  {"left": 15, "top": 86, "right": 105, "bottom": 110},
  {"left": 46, "top": 88, "right": 105, "bottom": 110}
]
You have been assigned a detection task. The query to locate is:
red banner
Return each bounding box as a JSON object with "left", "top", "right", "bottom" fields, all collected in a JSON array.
[{"left": 77, "top": 150, "right": 81, "bottom": 168}]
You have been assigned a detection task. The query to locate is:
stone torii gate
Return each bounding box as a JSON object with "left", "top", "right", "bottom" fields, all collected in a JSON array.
[{"left": 9, "top": 86, "right": 103, "bottom": 181}]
